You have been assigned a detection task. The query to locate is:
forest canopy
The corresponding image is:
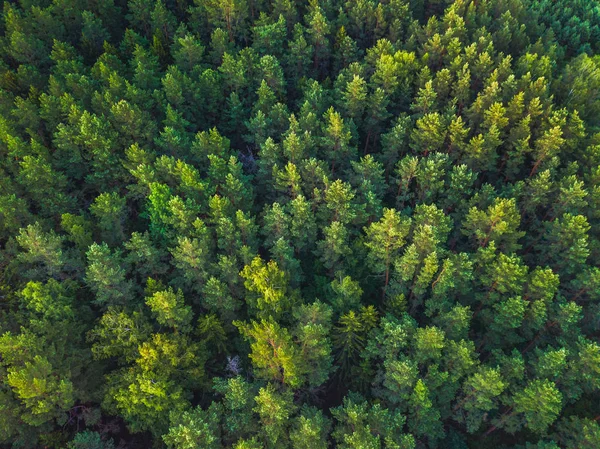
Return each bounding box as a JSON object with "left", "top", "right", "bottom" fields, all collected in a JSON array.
[{"left": 1, "top": 0, "right": 600, "bottom": 448}]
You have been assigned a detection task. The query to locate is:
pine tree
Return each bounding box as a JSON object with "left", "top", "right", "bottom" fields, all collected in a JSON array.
[
  {"left": 253, "top": 383, "right": 296, "bottom": 447},
  {"left": 85, "top": 243, "right": 133, "bottom": 307},
  {"left": 146, "top": 287, "right": 193, "bottom": 331},
  {"left": 290, "top": 406, "right": 331, "bottom": 449},
  {"left": 90, "top": 192, "right": 127, "bottom": 246},
  {"left": 454, "top": 366, "right": 506, "bottom": 433},
  {"left": 363, "top": 208, "right": 411, "bottom": 298},
  {"left": 235, "top": 318, "right": 304, "bottom": 388},
  {"left": 408, "top": 379, "right": 445, "bottom": 444},
  {"left": 462, "top": 198, "right": 524, "bottom": 252},
  {"left": 511, "top": 379, "right": 563, "bottom": 434},
  {"left": 15, "top": 223, "right": 64, "bottom": 280},
  {"left": 163, "top": 404, "right": 222, "bottom": 449},
  {"left": 240, "top": 257, "right": 291, "bottom": 317}
]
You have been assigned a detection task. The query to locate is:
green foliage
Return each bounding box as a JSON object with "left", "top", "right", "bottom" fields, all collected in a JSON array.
[
  {"left": 254, "top": 383, "right": 296, "bottom": 447},
  {"left": 240, "top": 256, "right": 292, "bottom": 317},
  {"left": 1, "top": 0, "right": 600, "bottom": 447},
  {"left": 235, "top": 317, "right": 305, "bottom": 388},
  {"left": 85, "top": 243, "right": 133, "bottom": 307},
  {"left": 90, "top": 192, "right": 127, "bottom": 246},
  {"left": 364, "top": 208, "right": 411, "bottom": 296},
  {"left": 146, "top": 287, "right": 193, "bottom": 331},
  {"left": 163, "top": 405, "right": 222, "bottom": 449},
  {"left": 67, "top": 431, "right": 114, "bottom": 449},
  {"left": 15, "top": 223, "right": 64, "bottom": 280},
  {"left": 512, "top": 379, "right": 563, "bottom": 433}
]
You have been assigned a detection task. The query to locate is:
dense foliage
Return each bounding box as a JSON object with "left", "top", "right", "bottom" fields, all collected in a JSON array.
[{"left": 1, "top": 0, "right": 600, "bottom": 447}]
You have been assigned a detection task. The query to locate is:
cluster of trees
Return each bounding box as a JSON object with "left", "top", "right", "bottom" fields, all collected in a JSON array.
[{"left": 0, "top": 0, "right": 600, "bottom": 447}]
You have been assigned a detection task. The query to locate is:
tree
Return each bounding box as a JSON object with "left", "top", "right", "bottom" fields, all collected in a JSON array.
[
  {"left": 410, "top": 112, "right": 446, "bottom": 155},
  {"left": 15, "top": 223, "right": 64, "bottom": 280},
  {"left": 252, "top": 14, "right": 287, "bottom": 58},
  {"left": 68, "top": 431, "right": 115, "bottom": 449},
  {"left": 6, "top": 354, "right": 75, "bottom": 426},
  {"left": 341, "top": 74, "right": 367, "bottom": 124},
  {"left": 333, "top": 306, "right": 378, "bottom": 377},
  {"left": 212, "top": 376, "right": 258, "bottom": 444},
  {"left": 233, "top": 437, "right": 264, "bottom": 449},
  {"left": 0, "top": 279, "right": 89, "bottom": 436},
  {"left": 332, "top": 394, "right": 413, "bottom": 449},
  {"left": 85, "top": 244, "right": 133, "bottom": 309},
  {"left": 254, "top": 383, "right": 296, "bottom": 447},
  {"left": 316, "top": 221, "right": 352, "bottom": 274},
  {"left": 322, "top": 179, "right": 358, "bottom": 225},
  {"left": 90, "top": 192, "right": 127, "bottom": 246},
  {"left": 364, "top": 208, "right": 411, "bottom": 298},
  {"left": 462, "top": 198, "right": 524, "bottom": 252},
  {"left": 240, "top": 257, "right": 291, "bottom": 317},
  {"left": 103, "top": 332, "right": 205, "bottom": 435},
  {"left": 293, "top": 301, "right": 334, "bottom": 387},
  {"left": 81, "top": 11, "right": 110, "bottom": 59},
  {"left": 146, "top": 288, "right": 192, "bottom": 331},
  {"left": 321, "top": 108, "right": 355, "bottom": 175},
  {"left": 172, "top": 33, "right": 206, "bottom": 74},
  {"left": 125, "top": 231, "right": 166, "bottom": 279},
  {"left": 235, "top": 318, "right": 305, "bottom": 388},
  {"left": 171, "top": 235, "right": 211, "bottom": 292},
  {"left": 163, "top": 404, "right": 222, "bottom": 449},
  {"left": 413, "top": 326, "right": 445, "bottom": 364},
  {"left": 306, "top": 2, "right": 331, "bottom": 74},
  {"left": 17, "top": 156, "right": 72, "bottom": 216},
  {"left": 333, "top": 26, "right": 359, "bottom": 73},
  {"left": 104, "top": 366, "right": 188, "bottom": 436},
  {"left": 380, "top": 115, "right": 411, "bottom": 176},
  {"left": 88, "top": 307, "right": 152, "bottom": 363},
  {"left": 530, "top": 125, "right": 565, "bottom": 177},
  {"left": 290, "top": 406, "right": 331, "bottom": 449},
  {"left": 288, "top": 195, "right": 317, "bottom": 253},
  {"left": 329, "top": 273, "right": 363, "bottom": 315},
  {"left": 554, "top": 416, "right": 600, "bottom": 449},
  {"left": 454, "top": 366, "right": 506, "bottom": 433},
  {"left": 408, "top": 379, "right": 444, "bottom": 443},
  {"left": 203, "top": 0, "right": 249, "bottom": 42},
  {"left": 0, "top": 194, "right": 32, "bottom": 241},
  {"left": 541, "top": 213, "right": 590, "bottom": 276},
  {"left": 510, "top": 379, "right": 563, "bottom": 434}
]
